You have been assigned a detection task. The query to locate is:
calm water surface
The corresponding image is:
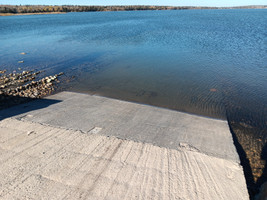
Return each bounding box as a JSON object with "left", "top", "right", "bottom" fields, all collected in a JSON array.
[
  {"left": 0, "top": 9, "right": 267, "bottom": 194},
  {"left": 1, "top": 15, "right": 267, "bottom": 131},
  {"left": 0, "top": 10, "right": 266, "bottom": 119},
  {"left": 0, "top": 9, "right": 266, "bottom": 123}
]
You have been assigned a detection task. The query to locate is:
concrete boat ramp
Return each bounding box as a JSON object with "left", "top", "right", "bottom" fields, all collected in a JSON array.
[{"left": 0, "top": 92, "right": 249, "bottom": 199}]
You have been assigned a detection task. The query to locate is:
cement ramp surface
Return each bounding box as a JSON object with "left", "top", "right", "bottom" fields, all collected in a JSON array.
[
  {"left": 0, "top": 92, "right": 249, "bottom": 199},
  {"left": 1, "top": 92, "right": 239, "bottom": 162},
  {"left": 0, "top": 118, "right": 248, "bottom": 199}
]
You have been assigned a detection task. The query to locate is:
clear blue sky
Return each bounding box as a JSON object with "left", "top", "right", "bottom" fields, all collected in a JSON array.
[{"left": 0, "top": 0, "right": 266, "bottom": 7}]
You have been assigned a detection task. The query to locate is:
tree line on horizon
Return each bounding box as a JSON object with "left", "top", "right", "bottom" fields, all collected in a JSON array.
[
  {"left": 0, "top": 5, "right": 194, "bottom": 13},
  {"left": 0, "top": 5, "right": 266, "bottom": 14}
]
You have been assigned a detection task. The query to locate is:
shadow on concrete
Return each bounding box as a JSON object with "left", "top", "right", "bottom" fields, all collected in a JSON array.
[{"left": 0, "top": 94, "right": 61, "bottom": 120}]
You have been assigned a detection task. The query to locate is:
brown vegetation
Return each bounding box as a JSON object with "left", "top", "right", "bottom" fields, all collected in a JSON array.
[
  {"left": 0, "top": 12, "right": 65, "bottom": 16},
  {"left": 0, "top": 5, "right": 266, "bottom": 15}
]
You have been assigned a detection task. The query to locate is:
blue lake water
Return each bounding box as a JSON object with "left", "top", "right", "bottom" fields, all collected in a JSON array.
[
  {"left": 0, "top": 9, "right": 266, "bottom": 130},
  {"left": 0, "top": 9, "right": 267, "bottom": 192}
]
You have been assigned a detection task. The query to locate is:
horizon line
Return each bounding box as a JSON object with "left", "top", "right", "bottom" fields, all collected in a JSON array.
[{"left": 0, "top": 4, "right": 266, "bottom": 7}]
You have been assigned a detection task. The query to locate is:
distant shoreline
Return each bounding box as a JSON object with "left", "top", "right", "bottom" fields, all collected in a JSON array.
[
  {"left": 0, "top": 5, "right": 266, "bottom": 16},
  {"left": 0, "top": 12, "right": 66, "bottom": 16}
]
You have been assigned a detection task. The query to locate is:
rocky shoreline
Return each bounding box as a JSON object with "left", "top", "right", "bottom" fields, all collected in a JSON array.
[{"left": 0, "top": 69, "right": 63, "bottom": 109}]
